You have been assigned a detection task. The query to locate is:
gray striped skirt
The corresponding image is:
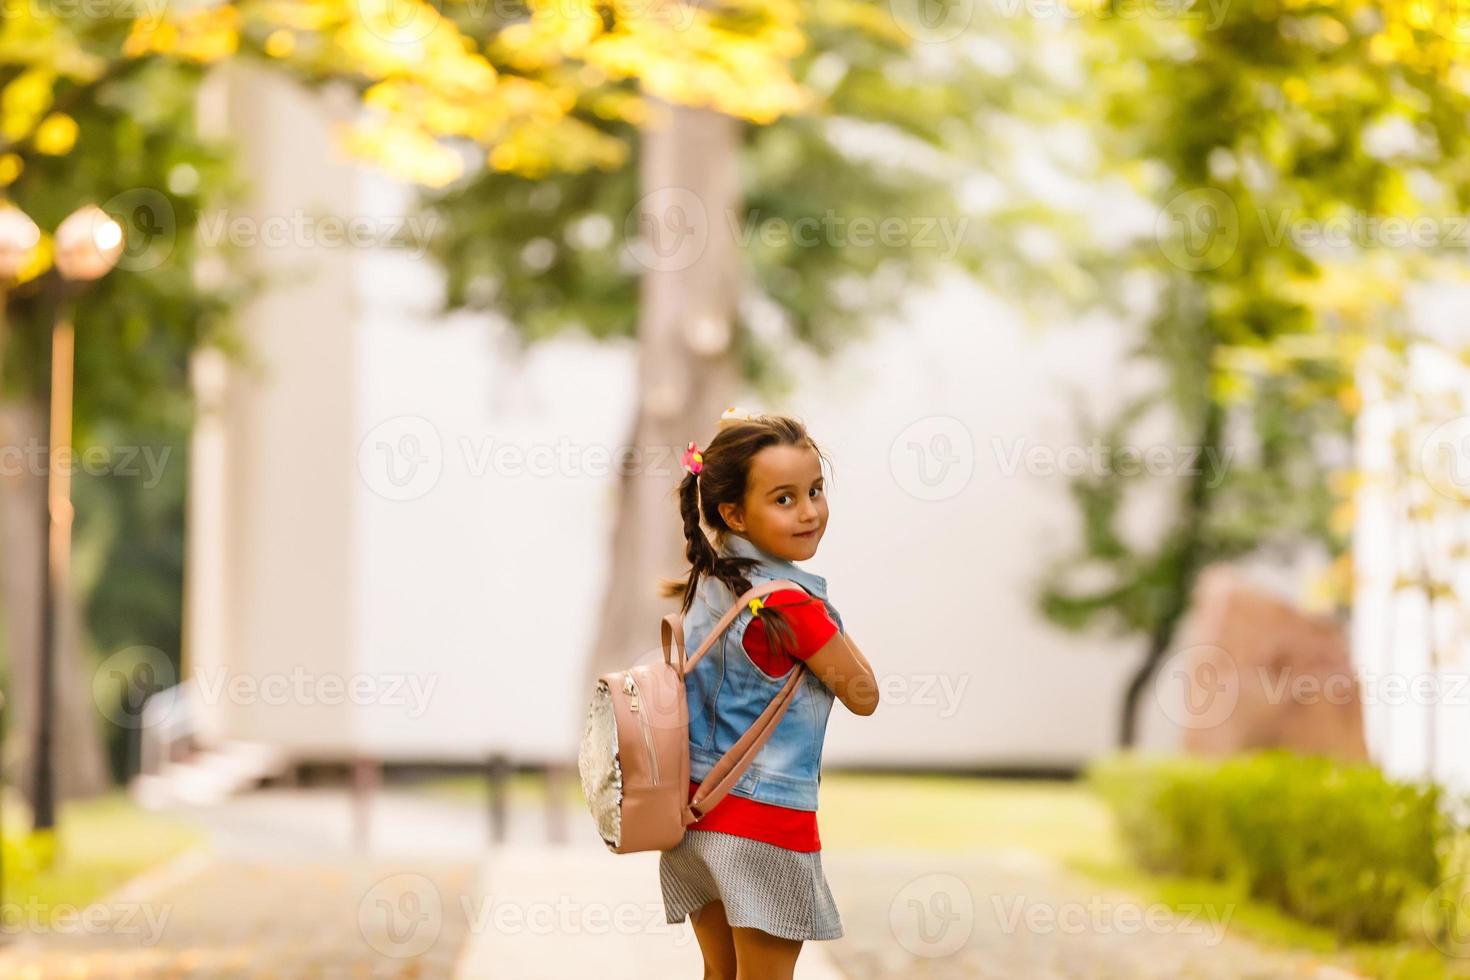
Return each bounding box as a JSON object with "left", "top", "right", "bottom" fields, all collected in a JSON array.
[{"left": 659, "top": 829, "right": 844, "bottom": 942}]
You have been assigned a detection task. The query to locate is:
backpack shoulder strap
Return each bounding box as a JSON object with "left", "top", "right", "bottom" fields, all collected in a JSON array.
[
  {"left": 658, "top": 578, "right": 811, "bottom": 825},
  {"left": 684, "top": 666, "right": 804, "bottom": 824},
  {"left": 661, "top": 578, "right": 801, "bottom": 675}
]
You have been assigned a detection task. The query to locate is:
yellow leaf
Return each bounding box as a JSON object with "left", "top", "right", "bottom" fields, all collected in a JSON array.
[
  {"left": 264, "top": 28, "right": 296, "bottom": 58},
  {"left": 1, "top": 68, "right": 56, "bottom": 142},
  {"left": 33, "top": 113, "right": 78, "bottom": 155}
]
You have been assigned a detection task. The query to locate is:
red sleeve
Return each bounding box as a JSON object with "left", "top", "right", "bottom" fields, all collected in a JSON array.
[{"left": 741, "top": 588, "right": 840, "bottom": 679}]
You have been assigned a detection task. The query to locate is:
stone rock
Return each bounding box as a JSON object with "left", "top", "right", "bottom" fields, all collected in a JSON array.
[{"left": 1172, "top": 565, "right": 1368, "bottom": 761}]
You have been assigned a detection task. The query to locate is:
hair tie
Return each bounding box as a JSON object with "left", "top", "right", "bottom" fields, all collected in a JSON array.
[
  {"left": 682, "top": 441, "right": 703, "bottom": 476},
  {"left": 748, "top": 597, "right": 765, "bottom": 617}
]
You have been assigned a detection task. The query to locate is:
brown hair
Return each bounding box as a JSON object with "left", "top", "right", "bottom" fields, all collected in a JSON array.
[{"left": 659, "top": 413, "right": 831, "bottom": 661}]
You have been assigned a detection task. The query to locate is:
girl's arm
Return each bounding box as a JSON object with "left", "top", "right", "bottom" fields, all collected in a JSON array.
[{"left": 804, "top": 631, "right": 879, "bottom": 716}]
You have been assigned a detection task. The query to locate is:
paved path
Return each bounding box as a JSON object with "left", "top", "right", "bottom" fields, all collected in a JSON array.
[
  {"left": 0, "top": 855, "right": 478, "bottom": 979},
  {"left": 0, "top": 788, "right": 496, "bottom": 979},
  {"left": 819, "top": 847, "right": 1360, "bottom": 979},
  {"left": 0, "top": 789, "right": 1363, "bottom": 978},
  {"left": 456, "top": 843, "right": 844, "bottom": 979}
]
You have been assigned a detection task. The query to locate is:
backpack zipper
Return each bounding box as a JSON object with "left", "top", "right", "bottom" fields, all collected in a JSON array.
[{"left": 623, "top": 672, "right": 660, "bottom": 784}]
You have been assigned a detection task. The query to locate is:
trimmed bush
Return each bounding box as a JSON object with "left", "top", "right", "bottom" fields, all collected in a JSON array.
[{"left": 1087, "top": 750, "right": 1451, "bottom": 942}]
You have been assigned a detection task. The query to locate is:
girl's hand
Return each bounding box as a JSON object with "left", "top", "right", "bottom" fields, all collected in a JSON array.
[{"left": 804, "top": 631, "right": 879, "bottom": 716}]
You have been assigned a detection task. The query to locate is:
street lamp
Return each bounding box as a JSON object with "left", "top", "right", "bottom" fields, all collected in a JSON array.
[
  {"left": 29, "top": 204, "right": 123, "bottom": 845},
  {"left": 55, "top": 205, "right": 124, "bottom": 281}
]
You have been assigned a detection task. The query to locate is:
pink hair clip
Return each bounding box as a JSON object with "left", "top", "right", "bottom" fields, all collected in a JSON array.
[{"left": 682, "top": 441, "right": 704, "bottom": 476}]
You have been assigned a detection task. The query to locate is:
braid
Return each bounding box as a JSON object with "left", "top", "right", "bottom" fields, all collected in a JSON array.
[
  {"left": 674, "top": 472, "right": 716, "bottom": 614},
  {"left": 659, "top": 471, "right": 743, "bottom": 614}
]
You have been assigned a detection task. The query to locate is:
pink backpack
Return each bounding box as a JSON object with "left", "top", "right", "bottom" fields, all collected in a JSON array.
[{"left": 577, "top": 579, "right": 806, "bottom": 853}]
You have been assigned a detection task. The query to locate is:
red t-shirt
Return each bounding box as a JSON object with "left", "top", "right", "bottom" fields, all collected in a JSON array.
[{"left": 686, "top": 588, "right": 840, "bottom": 852}]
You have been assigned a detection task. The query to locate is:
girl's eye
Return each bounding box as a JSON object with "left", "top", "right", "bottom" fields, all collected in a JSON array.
[{"left": 776, "top": 487, "right": 822, "bottom": 505}]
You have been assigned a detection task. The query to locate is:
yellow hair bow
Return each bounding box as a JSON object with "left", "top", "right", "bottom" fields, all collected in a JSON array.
[{"left": 748, "top": 597, "right": 766, "bottom": 617}]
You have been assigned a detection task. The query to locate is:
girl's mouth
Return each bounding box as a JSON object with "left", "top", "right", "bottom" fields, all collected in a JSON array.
[{"left": 794, "top": 529, "right": 817, "bottom": 538}]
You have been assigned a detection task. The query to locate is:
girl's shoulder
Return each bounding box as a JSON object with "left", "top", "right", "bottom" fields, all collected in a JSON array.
[
  {"left": 691, "top": 566, "right": 834, "bottom": 618},
  {"left": 753, "top": 589, "right": 841, "bottom": 651}
]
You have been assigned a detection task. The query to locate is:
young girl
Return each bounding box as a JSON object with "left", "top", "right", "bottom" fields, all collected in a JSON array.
[{"left": 657, "top": 409, "right": 879, "bottom": 980}]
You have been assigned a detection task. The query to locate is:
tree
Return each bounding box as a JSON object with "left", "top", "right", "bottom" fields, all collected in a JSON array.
[{"left": 1037, "top": 0, "right": 1470, "bottom": 745}]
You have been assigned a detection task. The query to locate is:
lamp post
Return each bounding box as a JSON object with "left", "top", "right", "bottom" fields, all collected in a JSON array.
[{"left": 30, "top": 204, "right": 123, "bottom": 840}]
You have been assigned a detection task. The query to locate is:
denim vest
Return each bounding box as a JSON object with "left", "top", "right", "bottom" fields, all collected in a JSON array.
[{"left": 683, "top": 532, "right": 845, "bottom": 811}]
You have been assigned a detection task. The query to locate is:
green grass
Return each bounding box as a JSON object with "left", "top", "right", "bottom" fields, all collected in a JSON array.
[
  {"left": 817, "top": 772, "right": 1119, "bottom": 863},
  {"left": 4, "top": 790, "right": 206, "bottom": 921}
]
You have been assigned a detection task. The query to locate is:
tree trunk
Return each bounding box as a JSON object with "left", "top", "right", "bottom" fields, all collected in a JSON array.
[
  {"left": 1118, "top": 398, "right": 1224, "bottom": 747},
  {"left": 579, "top": 102, "right": 743, "bottom": 696},
  {"left": 0, "top": 397, "right": 110, "bottom": 811}
]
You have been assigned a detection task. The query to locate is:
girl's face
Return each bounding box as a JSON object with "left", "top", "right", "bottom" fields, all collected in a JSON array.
[{"left": 718, "top": 443, "right": 828, "bottom": 562}]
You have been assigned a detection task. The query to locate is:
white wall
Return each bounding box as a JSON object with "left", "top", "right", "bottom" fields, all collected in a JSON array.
[
  {"left": 187, "top": 63, "right": 360, "bottom": 755},
  {"left": 349, "top": 215, "right": 637, "bottom": 759}
]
